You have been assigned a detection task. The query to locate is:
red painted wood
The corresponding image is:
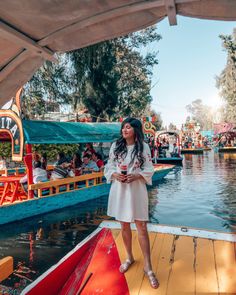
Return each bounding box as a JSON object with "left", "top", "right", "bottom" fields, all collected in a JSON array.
[
  {"left": 25, "top": 230, "right": 103, "bottom": 295},
  {"left": 75, "top": 229, "right": 130, "bottom": 295},
  {"left": 24, "top": 229, "right": 129, "bottom": 295},
  {"left": 23, "top": 149, "right": 33, "bottom": 199}
]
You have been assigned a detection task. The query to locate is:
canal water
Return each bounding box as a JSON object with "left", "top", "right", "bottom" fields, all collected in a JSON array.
[{"left": 0, "top": 151, "right": 235, "bottom": 294}]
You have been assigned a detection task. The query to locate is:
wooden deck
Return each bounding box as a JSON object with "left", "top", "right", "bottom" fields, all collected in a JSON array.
[{"left": 110, "top": 228, "right": 236, "bottom": 294}]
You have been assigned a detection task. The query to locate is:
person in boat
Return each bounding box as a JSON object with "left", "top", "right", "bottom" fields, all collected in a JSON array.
[
  {"left": 170, "top": 142, "right": 179, "bottom": 157},
  {"left": 83, "top": 143, "right": 96, "bottom": 156},
  {"left": 104, "top": 117, "right": 159, "bottom": 289},
  {"left": 158, "top": 143, "right": 166, "bottom": 158},
  {"left": 20, "top": 160, "right": 48, "bottom": 192},
  {"left": 91, "top": 152, "right": 105, "bottom": 171},
  {"left": 81, "top": 153, "right": 99, "bottom": 174},
  {"left": 55, "top": 152, "right": 69, "bottom": 166},
  {"left": 71, "top": 152, "right": 83, "bottom": 176},
  {"left": 41, "top": 153, "right": 47, "bottom": 170}
]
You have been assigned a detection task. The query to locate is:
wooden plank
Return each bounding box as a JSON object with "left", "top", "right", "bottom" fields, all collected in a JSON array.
[
  {"left": 196, "top": 238, "right": 219, "bottom": 294},
  {"left": 111, "top": 229, "right": 121, "bottom": 241},
  {"left": 0, "top": 21, "right": 56, "bottom": 62},
  {"left": 214, "top": 240, "right": 236, "bottom": 293},
  {"left": 139, "top": 233, "right": 165, "bottom": 294},
  {"left": 124, "top": 231, "right": 156, "bottom": 295},
  {"left": 0, "top": 256, "right": 13, "bottom": 282},
  {"left": 165, "top": 235, "right": 195, "bottom": 294}
]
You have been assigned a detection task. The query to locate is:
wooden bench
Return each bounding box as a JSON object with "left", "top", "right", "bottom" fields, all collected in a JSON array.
[{"left": 29, "top": 172, "right": 104, "bottom": 197}]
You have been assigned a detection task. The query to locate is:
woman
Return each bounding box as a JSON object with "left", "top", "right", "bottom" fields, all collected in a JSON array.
[
  {"left": 104, "top": 117, "right": 159, "bottom": 289},
  {"left": 71, "top": 152, "right": 82, "bottom": 176}
]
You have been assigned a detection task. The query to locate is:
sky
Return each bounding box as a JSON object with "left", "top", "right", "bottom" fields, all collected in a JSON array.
[{"left": 148, "top": 16, "right": 235, "bottom": 128}]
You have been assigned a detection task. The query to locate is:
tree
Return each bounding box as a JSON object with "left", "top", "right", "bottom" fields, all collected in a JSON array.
[
  {"left": 216, "top": 28, "right": 236, "bottom": 123},
  {"left": 143, "top": 105, "right": 162, "bottom": 130},
  {"left": 186, "top": 99, "right": 213, "bottom": 130},
  {"left": 22, "top": 55, "right": 70, "bottom": 119},
  {"left": 23, "top": 26, "right": 161, "bottom": 122}
]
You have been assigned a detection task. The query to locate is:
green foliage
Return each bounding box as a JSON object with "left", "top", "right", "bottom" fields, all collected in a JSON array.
[
  {"left": 0, "top": 143, "right": 11, "bottom": 158},
  {"left": 23, "top": 26, "right": 161, "bottom": 122},
  {"left": 33, "top": 144, "right": 79, "bottom": 161},
  {"left": 186, "top": 99, "right": 213, "bottom": 130},
  {"left": 216, "top": 28, "right": 236, "bottom": 123}
]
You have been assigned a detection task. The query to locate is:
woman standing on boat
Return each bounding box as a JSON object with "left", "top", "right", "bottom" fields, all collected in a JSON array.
[{"left": 104, "top": 117, "right": 159, "bottom": 289}]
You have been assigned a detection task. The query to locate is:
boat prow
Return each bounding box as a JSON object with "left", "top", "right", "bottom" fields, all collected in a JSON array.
[{"left": 22, "top": 221, "right": 236, "bottom": 295}]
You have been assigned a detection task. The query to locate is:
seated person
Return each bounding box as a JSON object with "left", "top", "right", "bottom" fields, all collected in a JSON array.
[
  {"left": 170, "top": 143, "right": 179, "bottom": 157},
  {"left": 41, "top": 152, "right": 47, "bottom": 170},
  {"left": 20, "top": 160, "right": 48, "bottom": 192},
  {"left": 50, "top": 162, "right": 74, "bottom": 180},
  {"left": 91, "top": 152, "right": 104, "bottom": 171},
  {"left": 55, "top": 152, "right": 70, "bottom": 166},
  {"left": 72, "top": 152, "right": 83, "bottom": 176},
  {"left": 83, "top": 143, "right": 96, "bottom": 157},
  {"left": 81, "top": 153, "right": 99, "bottom": 173}
]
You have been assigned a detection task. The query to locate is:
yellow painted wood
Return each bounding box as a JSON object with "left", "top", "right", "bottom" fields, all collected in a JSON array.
[
  {"left": 29, "top": 172, "right": 103, "bottom": 190},
  {"left": 138, "top": 233, "right": 165, "bottom": 295},
  {"left": 147, "top": 233, "right": 175, "bottom": 295},
  {"left": 166, "top": 235, "right": 195, "bottom": 294},
  {"left": 196, "top": 238, "right": 219, "bottom": 293},
  {"left": 214, "top": 240, "right": 236, "bottom": 293},
  {"left": 111, "top": 229, "right": 235, "bottom": 294},
  {"left": 0, "top": 256, "right": 13, "bottom": 282},
  {"left": 111, "top": 229, "right": 120, "bottom": 241}
]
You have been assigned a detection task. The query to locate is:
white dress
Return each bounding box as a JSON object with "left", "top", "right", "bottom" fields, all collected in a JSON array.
[{"left": 104, "top": 142, "right": 154, "bottom": 222}]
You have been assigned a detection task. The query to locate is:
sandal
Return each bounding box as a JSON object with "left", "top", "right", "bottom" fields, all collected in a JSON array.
[
  {"left": 119, "top": 259, "right": 134, "bottom": 273},
  {"left": 144, "top": 270, "right": 159, "bottom": 289}
]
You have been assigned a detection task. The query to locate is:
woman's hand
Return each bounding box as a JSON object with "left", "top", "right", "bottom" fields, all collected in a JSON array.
[
  {"left": 112, "top": 172, "right": 127, "bottom": 182},
  {"left": 126, "top": 173, "right": 140, "bottom": 183}
]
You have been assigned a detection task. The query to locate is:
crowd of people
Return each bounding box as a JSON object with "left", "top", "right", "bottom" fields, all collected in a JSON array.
[
  {"left": 20, "top": 143, "right": 105, "bottom": 190},
  {"left": 148, "top": 136, "right": 179, "bottom": 159}
]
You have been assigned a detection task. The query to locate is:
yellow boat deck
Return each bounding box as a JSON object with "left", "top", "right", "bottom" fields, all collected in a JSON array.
[{"left": 110, "top": 227, "right": 236, "bottom": 294}]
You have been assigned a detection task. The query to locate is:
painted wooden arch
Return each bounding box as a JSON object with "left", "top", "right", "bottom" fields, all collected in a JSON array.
[{"left": 0, "top": 109, "right": 24, "bottom": 161}]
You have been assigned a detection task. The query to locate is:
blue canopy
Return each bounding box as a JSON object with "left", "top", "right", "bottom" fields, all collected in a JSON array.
[
  {"left": 23, "top": 120, "right": 121, "bottom": 144},
  {"left": 200, "top": 130, "right": 214, "bottom": 138}
]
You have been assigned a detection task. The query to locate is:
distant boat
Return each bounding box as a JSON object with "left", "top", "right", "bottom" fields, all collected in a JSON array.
[
  {"left": 218, "top": 147, "right": 236, "bottom": 153},
  {"left": 155, "top": 130, "right": 183, "bottom": 165},
  {"left": 181, "top": 148, "right": 204, "bottom": 154}
]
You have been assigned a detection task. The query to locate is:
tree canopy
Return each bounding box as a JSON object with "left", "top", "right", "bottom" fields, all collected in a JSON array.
[
  {"left": 22, "top": 26, "right": 161, "bottom": 123},
  {"left": 216, "top": 28, "right": 236, "bottom": 123}
]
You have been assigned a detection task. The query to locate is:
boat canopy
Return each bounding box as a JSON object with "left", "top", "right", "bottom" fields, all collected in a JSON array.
[
  {"left": 200, "top": 130, "right": 214, "bottom": 138},
  {"left": 22, "top": 120, "right": 121, "bottom": 144},
  {"left": 0, "top": 0, "right": 236, "bottom": 106},
  {"left": 157, "top": 130, "right": 180, "bottom": 137}
]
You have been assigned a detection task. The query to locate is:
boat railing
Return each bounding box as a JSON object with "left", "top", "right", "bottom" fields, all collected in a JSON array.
[
  {"left": 29, "top": 172, "right": 105, "bottom": 198},
  {"left": 0, "top": 167, "right": 26, "bottom": 177}
]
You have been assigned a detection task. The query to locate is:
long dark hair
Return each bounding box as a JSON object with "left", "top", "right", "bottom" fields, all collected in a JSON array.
[{"left": 114, "top": 117, "right": 145, "bottom": 168}]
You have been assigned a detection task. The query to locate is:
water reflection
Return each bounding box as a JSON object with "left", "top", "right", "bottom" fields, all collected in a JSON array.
[{"left": 1, "top": 151, "right": 236, "bottom": 293}]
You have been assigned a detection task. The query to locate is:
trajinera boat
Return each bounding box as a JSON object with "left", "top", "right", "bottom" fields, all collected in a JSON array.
[
  {"left": 22, "top": 220, "right": 236, "bottom": 295},
  {"left": 0, "top": 93, "right": 174, "bottom": 226},
  {"left": 155, "top": 130, "right": 183, "bottom": 165}
]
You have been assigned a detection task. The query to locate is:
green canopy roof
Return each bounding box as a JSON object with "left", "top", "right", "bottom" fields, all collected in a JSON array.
[{"left": 23, "top": 120, "right": 121, "bottom": 144}]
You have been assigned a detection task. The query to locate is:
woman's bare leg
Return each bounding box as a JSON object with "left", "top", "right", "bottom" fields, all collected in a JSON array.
[
  {"left": 135, "top": 220, "right": 152, "bottom": 271},
  {"left": 135, "top": 220, "right": 159, "bottom": 288},
  {"left": 120, "top": 221, "right": 134, "bottom": 262}
]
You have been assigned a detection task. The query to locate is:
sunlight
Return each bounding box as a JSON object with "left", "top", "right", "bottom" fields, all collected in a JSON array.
[{"left": 206, "top": 94, "right": 223, "bottom": 111}]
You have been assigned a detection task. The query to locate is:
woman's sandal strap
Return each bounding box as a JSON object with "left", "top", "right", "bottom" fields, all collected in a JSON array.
[
  {"left": 144, "top": 270, "right": 159, "bottom": 289},
  {"left": 119, "top": 259, "right": 134, "bottom": 273}
]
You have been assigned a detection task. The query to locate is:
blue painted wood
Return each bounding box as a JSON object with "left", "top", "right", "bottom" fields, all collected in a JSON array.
[
  {"left": 0, "top": 168, "right": 173, "bottom": 225},
  {"left": 156, "top": 157, "right": 183, "bottom": 165}
]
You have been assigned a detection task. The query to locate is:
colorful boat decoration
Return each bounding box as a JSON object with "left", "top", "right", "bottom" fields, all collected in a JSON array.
[
  {"left": 180, "top": 121, "right": 205, "bottom": 154},
  {"left": 22, "top": 220, "right": 236, "bottom": 295},
  {"left": 155, "top": 130, "right": 183, "bottom": 165},
  {"left": 0, "top": 92, "right": 174, "bottom": 225}
]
